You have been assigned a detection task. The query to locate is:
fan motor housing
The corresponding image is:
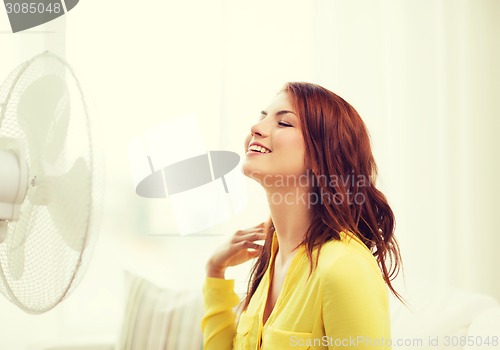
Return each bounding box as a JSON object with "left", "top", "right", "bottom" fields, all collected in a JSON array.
[{"left": 0, "top": 139, "right": 29, "bottom": 222}]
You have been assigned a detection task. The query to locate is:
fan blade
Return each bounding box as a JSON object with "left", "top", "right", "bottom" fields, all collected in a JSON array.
[
  {"left": 9, "top": 227, "right": 26, "bottom": 281},
  {"left": 17, "top": 75, "right": 70, "bottom": 164},
  {"left": 0, "top": 221, "right": 8, "bottom": 244},
  {"left": 45, "top": 157, "right": 91, "bottom": 252},
  {"left": 7, "top": 202, "right": 33, "bottom": 281}
]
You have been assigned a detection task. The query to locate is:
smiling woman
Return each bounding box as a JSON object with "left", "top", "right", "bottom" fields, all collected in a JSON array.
[{"left": 201, "top": 82, "right": 404, "bottom": 350}]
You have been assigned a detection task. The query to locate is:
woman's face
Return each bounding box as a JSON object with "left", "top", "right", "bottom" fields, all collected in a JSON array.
[{"left": 242, "top": 92, "right": 307, "bottom": 184}]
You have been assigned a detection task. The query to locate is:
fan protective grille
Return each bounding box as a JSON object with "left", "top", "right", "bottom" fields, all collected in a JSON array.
[{"left": 0, "top": 52, "right": 97, "bottom": 313}]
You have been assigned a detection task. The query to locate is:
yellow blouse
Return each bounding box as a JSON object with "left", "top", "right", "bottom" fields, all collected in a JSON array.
[{"left": 201, "top": 230, "right": 391, "bottom": 349}]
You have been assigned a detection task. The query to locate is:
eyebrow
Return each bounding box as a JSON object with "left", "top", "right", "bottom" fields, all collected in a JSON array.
[{"left": 260, "top": 110, "right": 297, "bottom": 117}]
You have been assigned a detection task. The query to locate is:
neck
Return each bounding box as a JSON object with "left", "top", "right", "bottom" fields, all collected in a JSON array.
[{"left": 264, "top": 183, "right": 312, "bottom": 267}]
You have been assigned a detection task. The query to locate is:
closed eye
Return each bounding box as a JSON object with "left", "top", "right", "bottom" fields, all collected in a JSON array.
[{"left": 278, "top": 122, "right": 292, "bottom": 127}]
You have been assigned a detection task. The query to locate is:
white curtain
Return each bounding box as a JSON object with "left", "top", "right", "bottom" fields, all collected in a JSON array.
[{"left": 311, "top": 0, "right": 500, "bottom": 300}]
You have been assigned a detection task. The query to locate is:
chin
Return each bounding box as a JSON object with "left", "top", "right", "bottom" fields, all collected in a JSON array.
[{"left": 241, "top": 164, "right": 265, "bottom": 182}]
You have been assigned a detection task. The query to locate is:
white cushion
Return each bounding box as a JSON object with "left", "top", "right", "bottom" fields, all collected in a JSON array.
[
  {"left": 116, "top": 272, "right": 204, "bottom": 350},
  {"left": 389, "top": 279, "right": 498, "bottom": 350},
  {"left": 464, "top": 306, "right": 500, "bottom": 350}
]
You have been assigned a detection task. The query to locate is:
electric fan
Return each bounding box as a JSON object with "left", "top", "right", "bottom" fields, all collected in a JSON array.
[{"left": 0, "top": 51, "right": 98, "bottom": 313}]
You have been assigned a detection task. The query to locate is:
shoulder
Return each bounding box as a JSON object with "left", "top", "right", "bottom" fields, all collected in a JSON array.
[{"left": 315, "top": 233, "right": 386, "bottom": 290}]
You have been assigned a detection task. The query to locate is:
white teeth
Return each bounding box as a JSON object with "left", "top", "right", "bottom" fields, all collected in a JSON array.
[{"left": 249, "top": 145, "right": 271, "bottom": 153}]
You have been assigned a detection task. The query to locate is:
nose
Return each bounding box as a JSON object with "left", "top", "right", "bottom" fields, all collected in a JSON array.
[{"left": 250, "top": 119, "right": 268, "bottom": 138}]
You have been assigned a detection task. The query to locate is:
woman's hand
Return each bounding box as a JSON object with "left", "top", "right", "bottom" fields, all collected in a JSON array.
[{"left": 206, "top": 222, "right": 267, "bottom": 279}]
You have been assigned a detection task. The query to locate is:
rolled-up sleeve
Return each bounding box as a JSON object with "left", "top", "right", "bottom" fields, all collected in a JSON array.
[{"left": 201, "top": 277, "right": 241, "bottom": 350}]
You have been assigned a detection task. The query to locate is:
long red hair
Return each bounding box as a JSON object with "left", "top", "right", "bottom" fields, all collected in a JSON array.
[{"left": 242, "top": 82, "right": 405, "bottom": 311}]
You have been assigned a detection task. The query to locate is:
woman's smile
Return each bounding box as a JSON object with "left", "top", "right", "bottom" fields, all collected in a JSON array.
[{"left": 246, "top": 141, "right": 272, "bottom": 156}]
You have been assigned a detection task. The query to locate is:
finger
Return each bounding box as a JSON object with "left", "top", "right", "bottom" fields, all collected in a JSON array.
[
  {"left": 232, "top": 232, "right": 267, "bottom": 244},
  {"left": 231, "top": 228, "right": 266, "bottom": 242},
  {"left": 242, "top": 225, "right": 264, "bottom": 233},
  {"left": 247, "top": 223, "right": 265, "bottom": 232},
  {"left": 246, "top": 249, "right": 261, "bottom": 259},
  {"left": 237, "top": 240, "right": 263, "bottom": 251}
]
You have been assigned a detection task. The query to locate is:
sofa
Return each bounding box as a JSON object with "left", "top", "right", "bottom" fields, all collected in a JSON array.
[{"left": 38, "top": 272, "right": 500, "bottom": 350}]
